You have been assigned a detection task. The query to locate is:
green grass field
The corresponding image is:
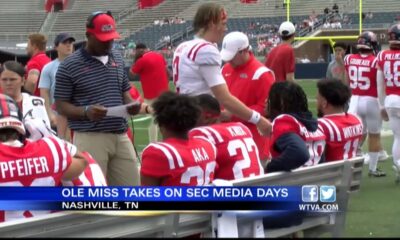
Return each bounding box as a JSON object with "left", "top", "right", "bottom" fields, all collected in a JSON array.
[{"left": 130, "top": 80, "right": 400, "bottom": 237}]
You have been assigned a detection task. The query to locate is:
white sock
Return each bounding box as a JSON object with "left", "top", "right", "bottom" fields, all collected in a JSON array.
[{"left": 368, "top": 152, "right": 379, "bottom": 172}]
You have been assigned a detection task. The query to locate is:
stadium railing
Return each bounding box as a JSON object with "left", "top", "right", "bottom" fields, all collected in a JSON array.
[{"left": 0, "top": 157, "right": 363, "bottom": 238}]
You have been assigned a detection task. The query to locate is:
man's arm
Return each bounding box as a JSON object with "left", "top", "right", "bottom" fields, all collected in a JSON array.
[
  {"left": 24, "top": 69, "right": 40, "bottom": 94},
  {"left": 56, "top": 100, "right": 107, "bottom": 122},
  {"left": 286, "top": 72, "right": 295, "bottom": 82},
  {"left": 40, "top": 88, "right": 57, "bottom": 127},
  {"left": 265, "top": 133, "right": 309, "bottom": 172},
  {"left": 123, "top": 91, "right": 151, "bottom": 115}
]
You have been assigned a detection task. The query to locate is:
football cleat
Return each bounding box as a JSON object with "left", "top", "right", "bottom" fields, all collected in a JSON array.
[{"left": 368, "top": 168, "right": 386, "bottom": 177}]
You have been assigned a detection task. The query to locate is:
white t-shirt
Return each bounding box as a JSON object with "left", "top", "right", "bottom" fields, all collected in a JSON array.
[{"left": 172, "top": 38, "right": 226, "bottom": 96}]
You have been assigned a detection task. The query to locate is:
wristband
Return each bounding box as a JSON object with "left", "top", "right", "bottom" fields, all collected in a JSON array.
[
  {"left": 83, "top": 105, "right": 90, "bottom": 118},
  {"left": 248, "top": 110, "right": 261, "bottom": 124}
]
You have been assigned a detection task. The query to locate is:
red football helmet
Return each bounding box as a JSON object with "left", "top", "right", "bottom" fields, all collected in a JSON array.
[
  {"left": 388, "top": 23, "right": 400, "bottom": 44},
  {"left": 0, "top": 94, "right": 25, "bottom": 135},
  {"left": 357, "top": 31, "right": 379, "bottom": 52}
]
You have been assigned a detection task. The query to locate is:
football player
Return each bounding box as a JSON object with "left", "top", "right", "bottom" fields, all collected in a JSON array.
[
  {"left": 377, "top": 23, "right": 400, "bottom": 183},
  {"left": 189, "top": 94, "right": 263, "bottom": 180},
  {"left": 265, "top": 82, "right": 326, "bottom": 172},
  {"left": 140, "top": 92, "right": 217, "bottom": 186},
  {"left": 172, "top": 2, "right": 271, "bottom": 137},
  {"left": 317, "top": 79, "right": 363, "bottom": 162},
  {"left": 0, "top": 94, "right": 88, "bottom": 222},
  {"left": 24, "top": 118, "right": 107, "bottom": 187},
  {"left": 344, "top": 31, "right": 387, "bottom": 177}
]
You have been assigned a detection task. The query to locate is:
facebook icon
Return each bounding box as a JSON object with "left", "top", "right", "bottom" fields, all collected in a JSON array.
[{"left": 302, "top": 185, "right": 319, "bottom": 202}]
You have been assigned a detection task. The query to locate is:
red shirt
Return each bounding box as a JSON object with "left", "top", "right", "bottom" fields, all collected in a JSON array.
[
  {"left": 140, "top": 137, "right": 217, "bottom": 186},
  {"left": 129, "top": 85, "right": 144, "bottom": 103},
  {"left": 222, "top": 54, "right": 275, "bottom": 160},
  {"left": 265, "top": 43, "right": 295, "bottom": 82},
  {"left": 344, "top": 54, "right": 378, "bottom": 97},
  {"left": 0, "top": 137, "right": 72, "bottom": 222},
  {"left": 189, "top": 122, "right": 263, "bottom": 180},
  {"left": 376, "top": 49, "right": 400, "bottom": 96},
  {"left": 26, "top": 52, "right": 51, "bottom": 97},
  {"left": 131, "top": 51, "right": 169, "bottom": 100},
  {"left": 270, "top": 114, "right": 326, "bottom": 167},
  {"left": 318, "top": 113, "right": 363, "bottom": 162}
]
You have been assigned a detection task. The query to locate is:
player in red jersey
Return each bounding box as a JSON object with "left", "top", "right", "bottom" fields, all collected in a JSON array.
[
  {"left": 0, "top": 94, "right": 88, "bottom": 222},
  {"left": 140, "top": 92, "right": 217, "bottom": 186},
  {"left": 189, "top": 94, "right": 263, "bottom": 180},
  {"left": 24, "top": 118, "right": 107, "bottom": 187},
  {"left": 344, "top": 31, "right": 387, "bottom": 177},
  {"left": 265, "top": 82, "right": 326, "bottom": 172},
  {"left": 317, "top": 79, "right": 363, "bottom": 162},
  {"left": 377, "top": 23, "right": 400, "bottom": 183}
]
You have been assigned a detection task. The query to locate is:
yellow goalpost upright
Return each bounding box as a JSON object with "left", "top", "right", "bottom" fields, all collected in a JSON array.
[{"left": 285, "top": 0, "right": 364, "bottom": 47}]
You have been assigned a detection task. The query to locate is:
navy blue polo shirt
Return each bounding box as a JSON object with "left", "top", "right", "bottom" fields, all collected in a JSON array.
[{"left": 54, "top": 48, "right": 131, "bottom": 133}]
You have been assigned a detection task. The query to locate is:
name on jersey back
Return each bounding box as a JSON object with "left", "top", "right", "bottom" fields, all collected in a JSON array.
[{"left": 0, "top": 157, "right": 49, "bottom": 179}]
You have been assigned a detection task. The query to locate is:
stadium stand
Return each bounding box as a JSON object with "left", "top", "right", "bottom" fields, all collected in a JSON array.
[{"left": 0, "top": 157, "right": 364, "bottom": 238}]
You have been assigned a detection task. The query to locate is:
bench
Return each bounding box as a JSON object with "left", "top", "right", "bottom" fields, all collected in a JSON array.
[
  {"left": 231, "top": 156, "right": 364, "bottom": 238},
  {"left": 0, "top": 157, "right": 363, "bottom": 238}
]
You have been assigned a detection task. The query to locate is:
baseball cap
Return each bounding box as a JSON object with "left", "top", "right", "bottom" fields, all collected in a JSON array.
[
  {"left": 279, "top": 21, "right": 296, "bottom": 36},
  {"left": 220, "top": 31, "right": 249, "bottom": 62},
  {"left": 54, "top": 33, "right": 75, "bottom": 46},
  {"left": 86, "top": 13, "right": 120, "bottom": 42}
]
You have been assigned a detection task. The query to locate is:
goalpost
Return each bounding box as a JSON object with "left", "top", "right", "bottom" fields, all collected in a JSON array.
[{"left": 285, "top": 0, "right": 364, "bottom": 47}]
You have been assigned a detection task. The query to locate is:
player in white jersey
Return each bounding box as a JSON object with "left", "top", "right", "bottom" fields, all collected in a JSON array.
[
  {"left": 376, "top": 23, "right": 400, "bottom": 183},
  {"left": 172, "top": 2, "right": 271, "bottom": 136}
]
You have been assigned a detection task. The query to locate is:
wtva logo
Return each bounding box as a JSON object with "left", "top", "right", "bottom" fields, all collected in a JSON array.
[{"left": 301, "top": 185, "right": 336, "bottom": 203}]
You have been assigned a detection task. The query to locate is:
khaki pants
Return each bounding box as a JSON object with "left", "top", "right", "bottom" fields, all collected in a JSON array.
[
  {"left": 145, "top": 98, "right": 159, "bottom": 143},
  {"left": 73, "top": 132, "right": 140, "bottom": 186}
]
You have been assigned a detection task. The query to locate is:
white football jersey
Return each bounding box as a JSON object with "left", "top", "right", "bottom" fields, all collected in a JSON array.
[{"left": 172, "top": 38, "right": 226, "bottom": 96}]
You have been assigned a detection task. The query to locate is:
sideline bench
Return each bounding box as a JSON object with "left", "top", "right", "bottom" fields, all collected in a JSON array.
[{"left": 0, "top": 157, "right": 363, "bottom": 238}]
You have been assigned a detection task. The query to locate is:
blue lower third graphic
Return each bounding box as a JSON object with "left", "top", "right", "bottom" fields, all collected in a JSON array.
[
  {"left": 320, "top": 185, "right": 336, "bottom": 202},
  {"left": 302, "top": 185, "right": 318, "bottom": 202}
]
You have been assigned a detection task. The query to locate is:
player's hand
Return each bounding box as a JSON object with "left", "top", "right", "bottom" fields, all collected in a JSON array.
[
  {"left": 86, "top": 105, "right": 107, "bottom": 121},
  {"left": 381, "top": 108, "right": 389, "bottom": 121},
  {"left": 220, "top": 110, "right": 232, "bottom": 122},
  {"left": 256, "top": 117, "right": 272, "bottom": 136},
  {"left": 126, "top": 102, "right": 142, "bottom": 116},
  {"left": 336, "top": 52, "right": 345, "bottom": 65}
]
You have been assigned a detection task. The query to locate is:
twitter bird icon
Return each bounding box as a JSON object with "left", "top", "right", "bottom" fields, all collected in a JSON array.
[{"left": 320, "top": 186, "right": 336, "bottom": 202}]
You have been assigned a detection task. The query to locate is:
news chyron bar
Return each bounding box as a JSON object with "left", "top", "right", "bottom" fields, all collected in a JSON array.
[{"left": 0, "top": 186, "right": 339, "bottom": 212}]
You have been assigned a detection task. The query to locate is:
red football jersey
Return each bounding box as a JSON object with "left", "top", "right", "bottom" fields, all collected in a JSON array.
[
  {"left": 63, "top": 152, "right": 107, "bottom": 187},
  {"left": 140, "top": 137, "right": 217, "bottom": 186},
  {"left": 344, "top": 54, "right": 378, "bottom": 97},
  {"left": 0, "top": 137, "right": 72, "bottom": 222},
  {"left": 189, "top": 122, "right": 263, "bottom": 180},
  {"left": 318, "top": 113, "right": 363, "bottom": 162},
  {"left": 270, "top": 114, "right": 326, "bottom": 167},
  {"left": 376, "top": 49, "right": 400, "bottom": 96}
]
